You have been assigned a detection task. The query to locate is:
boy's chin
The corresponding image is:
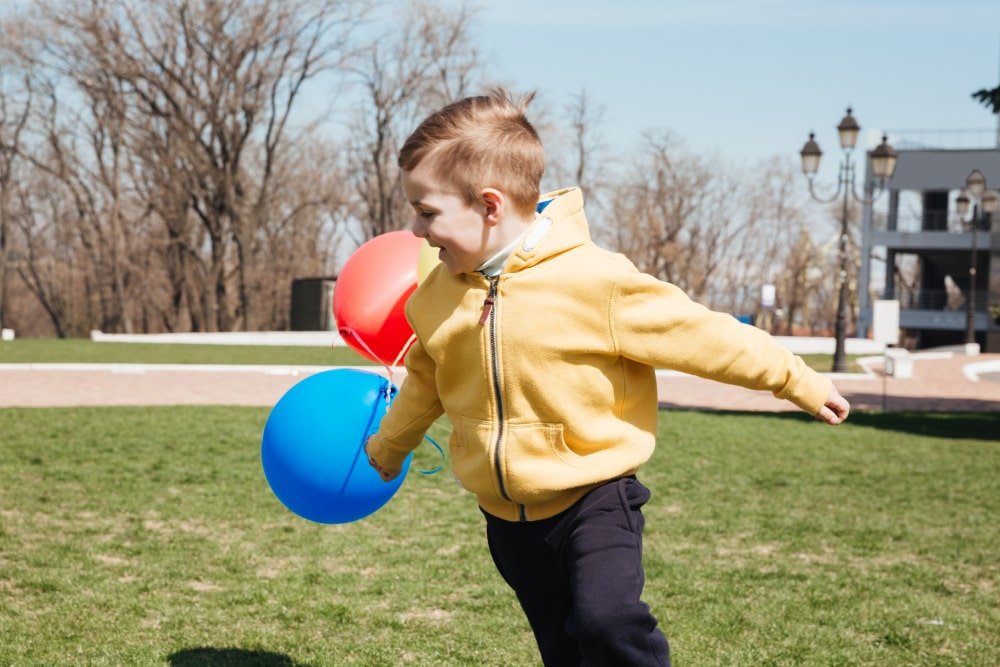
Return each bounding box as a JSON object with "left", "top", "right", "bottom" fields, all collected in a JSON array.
[{"left": 439, "top": 252, "right": 469, "bottom": 275}]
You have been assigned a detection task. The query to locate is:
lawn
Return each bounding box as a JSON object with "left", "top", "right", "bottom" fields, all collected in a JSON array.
[
  {"left": 0, "top": 339, "right": 371, "bottom": 366},
  {"left": 0, "top": 339, "right": 861, "bottom": 373},
  {"left": 1, "top": 408, "right": 996, "bottom": 665},
  {"left": 798, "top": 353, "right": 864, "bottom": 373}
]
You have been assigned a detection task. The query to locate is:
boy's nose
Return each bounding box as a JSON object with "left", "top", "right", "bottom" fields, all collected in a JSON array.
[{"left": 411, "top": 219, "right": 428, "bottom": 238}]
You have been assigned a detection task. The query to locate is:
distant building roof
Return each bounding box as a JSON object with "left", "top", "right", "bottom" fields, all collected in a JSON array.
[
  {"left": 887, "top": 148, "right": 1000, "bottom": 191},
  {"left": 884, "top": 128, "right": 997, "bottom": 151}
]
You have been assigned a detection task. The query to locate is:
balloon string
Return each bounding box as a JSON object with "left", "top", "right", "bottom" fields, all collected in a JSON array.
[
  {"left": 340, "top": 328, "right": 438, "bottom": 475},
  {"left": 392, "top": 333, "right": 417, "bottom": 368},
  {"left": 340, "top": 325, "right": 388, "bottom": 366},
  {"left": 417, "top": 434, "right": 445, "bottom": 475},
  {"left": 341, "top": 379, "right": 392, "bottom": 495},
  {"left": 340, "top": 326, "right": 396, "bottom": 402}
]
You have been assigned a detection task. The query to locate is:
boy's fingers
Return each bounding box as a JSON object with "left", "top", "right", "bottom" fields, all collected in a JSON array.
[
  {"left": 830, "top": 395, "right": 850, "bottom": 422},
  {"left": 365, "top": 450, "right": 401, "bottom": 482},
  {"left": 816, "top": 403, "right": 848, "bottom": 425},
  {"left": 361, "top": 438, "right": 411, "bottom": 481},
  {"left": 816, "top": 388, "right": 851, "bottom": 426}
]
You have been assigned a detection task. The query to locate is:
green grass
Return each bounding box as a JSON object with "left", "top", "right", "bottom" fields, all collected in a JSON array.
[
  {"left": 0, "top": 340, "right": 859, "bottom": 373},
  {"left": 1, "top": 408, "right": 996, "bottom": 665},
  {"left": 799, "top": 353, "right": 864, "bottom": 373},
  {"left": 0, "top": 339, "right": 371, "bottom": 366}
]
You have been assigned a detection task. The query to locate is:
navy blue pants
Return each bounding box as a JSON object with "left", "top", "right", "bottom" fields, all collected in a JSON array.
[{"left": 483, "top": 477, "right": 670, "bottom": 666}]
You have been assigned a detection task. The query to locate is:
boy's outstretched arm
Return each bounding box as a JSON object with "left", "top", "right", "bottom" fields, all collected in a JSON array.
[{"left": 815, "top": 386, "right": 850, "bottom": 425}]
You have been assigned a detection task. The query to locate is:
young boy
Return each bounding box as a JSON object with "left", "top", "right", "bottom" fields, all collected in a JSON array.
[{"left": 366, "top": 90, "right": 850, "bottom": 666}]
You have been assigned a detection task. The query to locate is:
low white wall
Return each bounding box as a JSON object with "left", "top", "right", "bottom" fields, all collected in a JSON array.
[
  {"left": 771, "top": 336, "right": 886, "bottom": 355},
  {"left": 963, "top": 359, "right": 1000, "bottom": 382},
  {"left": 90, "top": 330, "right": 884, "bottom": 354},
  {"left": 91, "top": 330, "right": 345, "bottom": 346}
]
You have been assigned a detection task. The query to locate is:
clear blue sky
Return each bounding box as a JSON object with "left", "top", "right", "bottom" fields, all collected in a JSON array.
[{"left": 455, "top": 0, "right": 1000, "bottom": 172}]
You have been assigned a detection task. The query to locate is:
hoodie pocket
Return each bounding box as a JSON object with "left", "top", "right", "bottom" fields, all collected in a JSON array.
[
  {"left": 503, "top": 422, "right": 597, "bottom": 504},
  {"left": 449, "top": 417, "right": 498, "bottom": 498}
]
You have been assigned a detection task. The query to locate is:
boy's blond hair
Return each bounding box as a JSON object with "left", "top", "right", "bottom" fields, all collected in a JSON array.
[{"left": 398, "top": 89, "right": 544, "bottom": 220}]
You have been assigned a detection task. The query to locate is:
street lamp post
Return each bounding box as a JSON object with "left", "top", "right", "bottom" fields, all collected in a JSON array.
[
  {"left": 799, "top": 108, "right": 898, "bottom": 372},
  {"left": 955, "top": 169, "right": 1000, "bottom": 348}
]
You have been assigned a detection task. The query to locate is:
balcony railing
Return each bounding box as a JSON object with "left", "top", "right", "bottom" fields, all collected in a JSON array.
[
  {"left": 876, "top": 210, "right": 956, "bottom": 233},
  {"left": 875, "top": 210, "right": 997, "bottom": 234},
  {"left": 883, "top": 288, "right": 990, "bottom": 311}
]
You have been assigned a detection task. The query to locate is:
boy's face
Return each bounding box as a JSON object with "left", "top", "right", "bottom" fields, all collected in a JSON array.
[{"left": 401, "top": 160, "right": 492, "bottom": 275}]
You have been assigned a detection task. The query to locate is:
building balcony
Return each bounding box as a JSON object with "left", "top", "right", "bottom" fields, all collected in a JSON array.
[
  {"left": 872, "top": 228, "right": 984, "bottom": 251},
  {"left": 884, "top": 288, "right": 989, "bottom": 311},
  {"left": 874, "top": 210, "right": 954, "bottom": 233},
  {"left": 872, "top": 210, "right": 994, "bottom": 250},
  {"left": 882, "top": 288, "right": 994, "bottom": 331}
]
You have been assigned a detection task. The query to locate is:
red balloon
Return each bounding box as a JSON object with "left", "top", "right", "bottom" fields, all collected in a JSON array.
[{"left": 333, "top": 231, "right": 423, "bottom": 365}]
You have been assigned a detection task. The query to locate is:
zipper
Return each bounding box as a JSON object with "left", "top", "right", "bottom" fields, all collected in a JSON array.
[{"left": 481, "top": 275, "right": 525, "bottom": 521}]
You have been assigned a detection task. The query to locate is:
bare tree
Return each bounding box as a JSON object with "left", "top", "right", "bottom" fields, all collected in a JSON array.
[
  {"left": 27, "top": 0, "right": 364, "bottom": 331},
  {"left": 348, "top": 1, "right": 481, "bottom": 243},
  {"left": 20, "top": 76, "right": 143, "bottom": 334},
  {"left": 714, "top": 158, "right": 808, "bottom": 319},
  {"left": 557, "top": 88, "right": 616, "bottom": 244},
  {"left": 567, "top": 89, "right": 607, "bottom": 195},
  {"left": 130, "top": 124, "right": 205, "bottom": 331},
  {"left": 607, "top": 146, "right": 829, "bottom": 331},
  {"left": 611, "top": 132, "right": 747, "bottom": 303},
  {"left": 2, "top": 0, "right": 501, "bottom": 336},
  {"left": 9, "top": 169, "right": 87, "bottom": 338},
  {"left": 775, "top": 225, "right": 819, "bottom": 334},
  {"left": 248, "top": 130, "right": 349, "bottom": 329},
  {"left": 0, "top": 71, "right": 31, "bottom": 332}
]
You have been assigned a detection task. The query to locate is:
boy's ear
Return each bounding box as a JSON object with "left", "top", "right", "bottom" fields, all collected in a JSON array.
[{"left": 480, "top": 188, "right": 504, "bottom": 226}]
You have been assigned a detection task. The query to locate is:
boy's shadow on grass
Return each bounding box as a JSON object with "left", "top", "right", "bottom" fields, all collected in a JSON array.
[
  {"left": 839, "top": 409, "right": 999, "bottom": 441},
  {"left": 168, "top": 648, "right": 314, "bottom": 667},
  {"left": 664, "top": 407, "right": 998, "bottom": 441}
]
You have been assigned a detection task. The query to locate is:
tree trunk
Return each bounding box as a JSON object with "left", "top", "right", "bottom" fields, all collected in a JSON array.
[{"left": 0, "top": 183, "right": 8, "bottom": 330}]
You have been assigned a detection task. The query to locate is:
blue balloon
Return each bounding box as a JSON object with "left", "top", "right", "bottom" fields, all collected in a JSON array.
[{"left": 261, "top": 369, "right": 409, "bottom": 524}]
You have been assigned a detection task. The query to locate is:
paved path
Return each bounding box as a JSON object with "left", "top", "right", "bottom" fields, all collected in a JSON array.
[{"left": 1, "top": 354, "right": 998, "bottom": 413}]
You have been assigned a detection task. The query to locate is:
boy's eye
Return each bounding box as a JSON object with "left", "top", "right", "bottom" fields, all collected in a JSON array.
[{"left": 419, "top": 210, "right": 435, "bottom": 219}]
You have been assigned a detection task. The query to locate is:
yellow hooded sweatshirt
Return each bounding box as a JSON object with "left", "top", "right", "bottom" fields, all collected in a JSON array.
[{"left": 367, "top": 187, "right": 832, "bottom": 521}]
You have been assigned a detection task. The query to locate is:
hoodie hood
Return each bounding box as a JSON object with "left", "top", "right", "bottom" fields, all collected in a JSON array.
[{"left": 503, "top": 187, "right": 590, "bottom": 274}]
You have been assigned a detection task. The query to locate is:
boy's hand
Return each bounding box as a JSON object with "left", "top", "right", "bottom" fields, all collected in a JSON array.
[
  {"left": 365, "top": 440, "right": 402, "bottom": 482},
  {"left": 815, "top": 386, "right": 850, "bottom": 425}
]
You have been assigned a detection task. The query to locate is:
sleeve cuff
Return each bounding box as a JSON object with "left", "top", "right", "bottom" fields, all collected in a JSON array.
[
  {"left": 366, "top": 434, "right": 410, "bottom": 470},
  {"left": 780, "top": 369, "right": 833, "bottom": 415}
]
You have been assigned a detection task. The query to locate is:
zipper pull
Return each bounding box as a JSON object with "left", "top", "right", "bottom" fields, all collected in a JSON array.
[
  {"left": 478, "top": 297, "right": 494, "bottom": 326},
  {"left": 479, "top": 277, "right": 499, "bottom": 326}
]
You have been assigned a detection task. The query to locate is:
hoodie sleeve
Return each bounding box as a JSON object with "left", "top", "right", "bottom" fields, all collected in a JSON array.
[
  {"left": 366, "top": 334, "right": 444, "bottom": 470},
  {"left": 609, "top": 267, "right": 832, "bottom": 415}
]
